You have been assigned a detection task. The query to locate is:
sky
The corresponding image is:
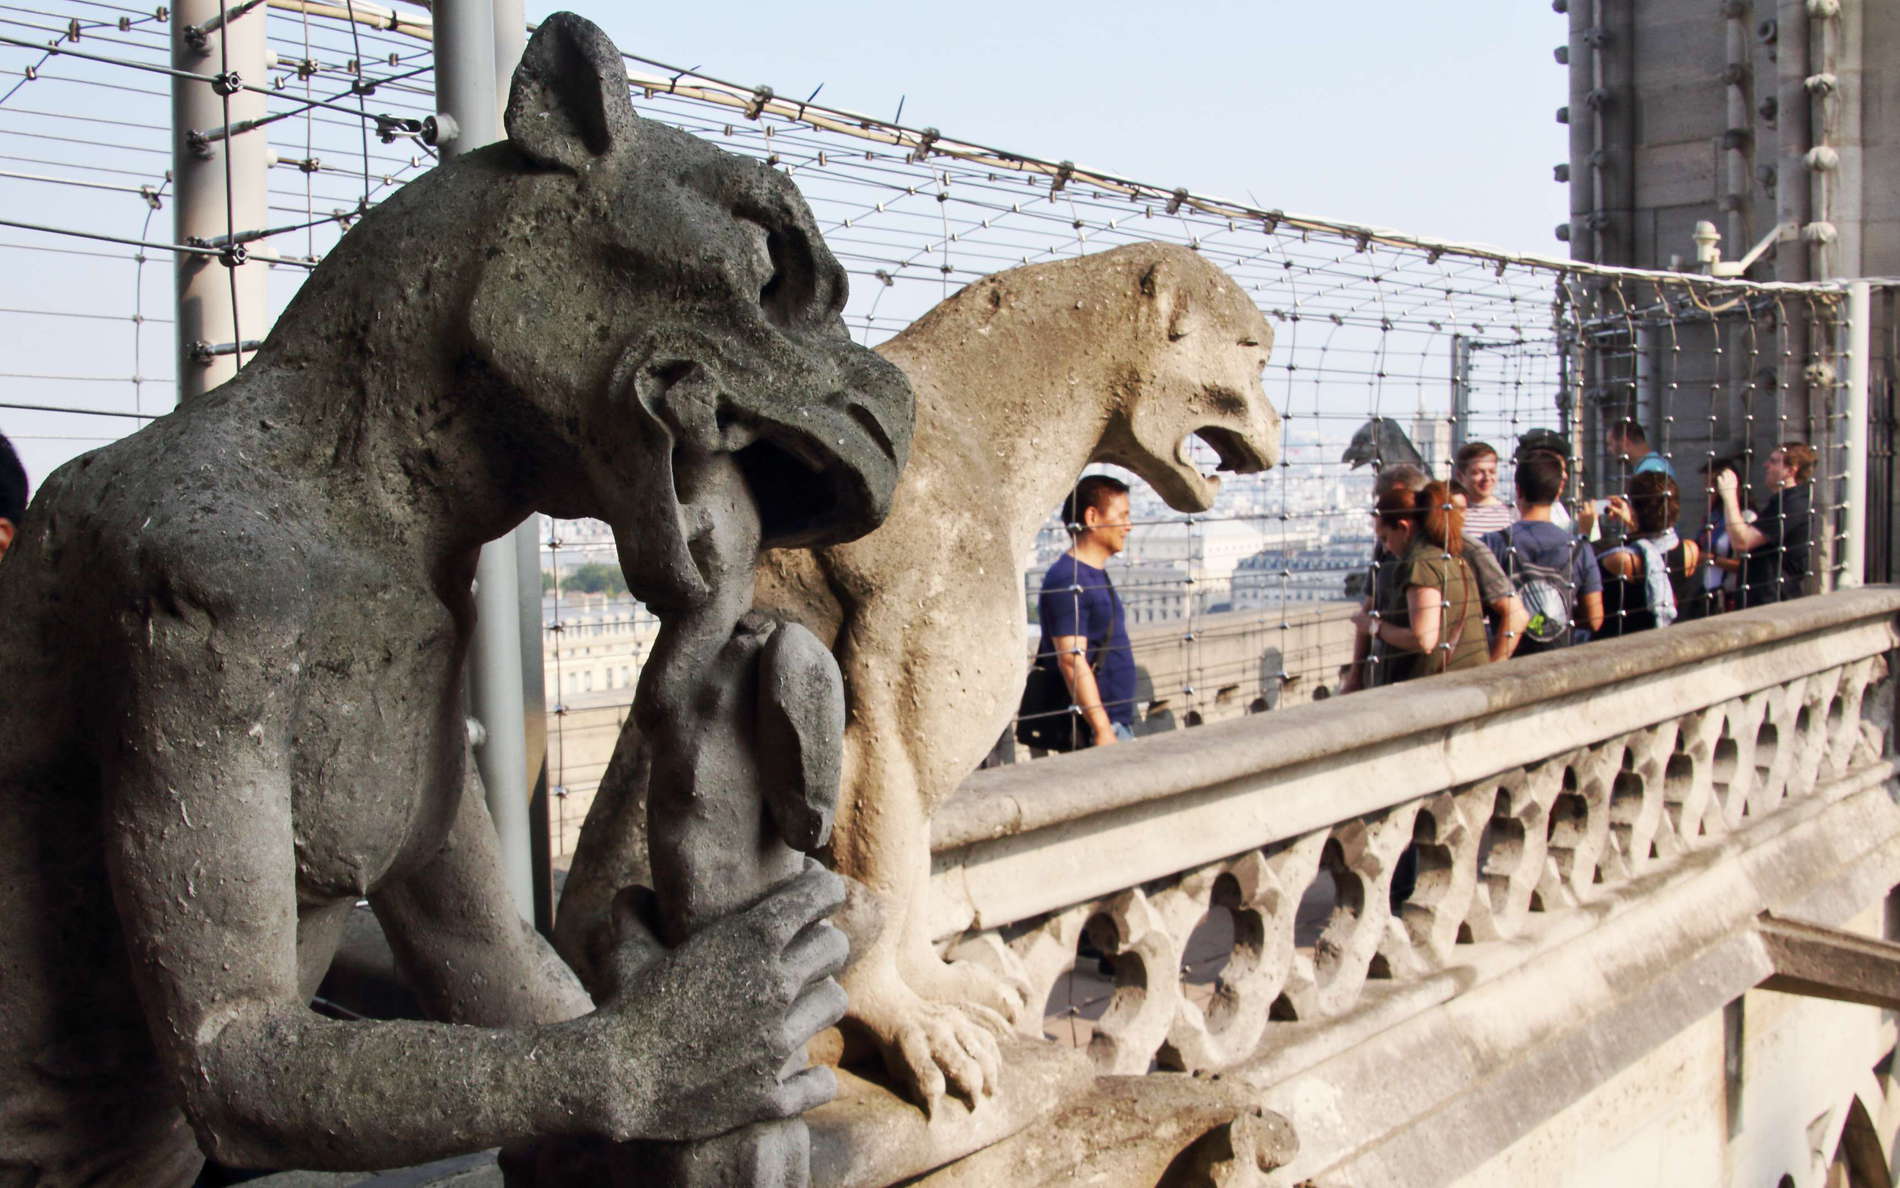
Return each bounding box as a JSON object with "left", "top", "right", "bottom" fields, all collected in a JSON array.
[
  {"left": 0, "top": 1, "right": 1572, "bottom": 489},
  {"left": 570, "top": 1, "right": 1572, "bottom": 257}
]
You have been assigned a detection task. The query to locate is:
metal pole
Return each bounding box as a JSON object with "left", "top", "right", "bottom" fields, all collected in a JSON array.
[
  {"left": 488, "top": 0, "right": 551, "bottom": 935},
  {"left": 1842, "top": 280, "right": 1871, "bottom": 588},
  {"left": 1449, "top": 334, "right": 1470, "bottom": 453},
  {"left": 1776, "top": 0, "right": 1813, "bottom": 442},
  {"left": 492, "top": 0, "right": 524, "bottom": 97},
  {"left": 435, "top": 0, "right": 533, "bottom": 919},
  {"left": 171, "top": 0, "right": 269, "bottom": 403}
]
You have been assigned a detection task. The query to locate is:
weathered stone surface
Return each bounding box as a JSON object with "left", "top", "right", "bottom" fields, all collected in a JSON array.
[
  {"left": 805, "top": 1039, "right": 1095, "bottom": 1186},
  {"left": 909, "top": 1073, "right": 1294, "bottom": 1187},
  {"left": 0, "top": 11, "right": 906, "bottom": 1184},
  {"left": 560, "top": 240, "right": 1282, "bottom": 1117}
]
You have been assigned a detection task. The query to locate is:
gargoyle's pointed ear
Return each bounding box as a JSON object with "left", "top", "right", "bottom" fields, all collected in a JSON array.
[{"left": 505, "top": 12, "right": 638, "bottom": 171}]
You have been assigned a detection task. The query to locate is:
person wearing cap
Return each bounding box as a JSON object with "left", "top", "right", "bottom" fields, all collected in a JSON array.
[
  {"left": 1515, "top": 430, "right": 1577, "bottom": 532},
  {"left": 0, "top": 431, "right": 24, "bottom": 564}
]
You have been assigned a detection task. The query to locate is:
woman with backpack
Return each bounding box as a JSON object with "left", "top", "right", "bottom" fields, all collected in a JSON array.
[
  {"left": 1351, "top": 480, "right": 1490, "bottom": 686},
  {"left": 1596, "top": 471, "right": 1702, "bottom": 637}
]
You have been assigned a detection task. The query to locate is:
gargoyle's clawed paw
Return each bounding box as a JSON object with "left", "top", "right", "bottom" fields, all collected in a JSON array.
[{"left": 884, "top": 999, "right": 1004, "bottom": 1116}]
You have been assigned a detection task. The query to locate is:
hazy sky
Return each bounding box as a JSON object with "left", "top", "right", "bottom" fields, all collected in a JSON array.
[
  {"left": 573, "top": 1, "right": 1572, "bottom": 256},
  {"left": 0, "top": 1, "right": 1572, "bottom": 488}
]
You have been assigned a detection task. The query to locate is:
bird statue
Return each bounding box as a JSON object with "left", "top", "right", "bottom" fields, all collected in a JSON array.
[{"left": 1340, "top": 416, "right": 1426, "bottom": 472}]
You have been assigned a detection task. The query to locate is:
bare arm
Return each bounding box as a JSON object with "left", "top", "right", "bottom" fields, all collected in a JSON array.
[
  {"left": 1580, "top": 590, "right": 1604, "bottom": 631},
  {"left": 1489, "top": 595, "right": 1527, "bottom": 662},
  {"left": 1396, "top": 585, "right": 1442, "bottom": 655},
  {"left": 1717, "top": 474, "right": 1768, "bottom": 552},
  {"left": 1052, "top": 633, "right": 1116, "bottom": 746}
]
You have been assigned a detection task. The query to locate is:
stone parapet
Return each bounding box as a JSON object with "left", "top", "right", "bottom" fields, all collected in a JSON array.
[{"left": 923, "top": 587, "right": 1900, "bottom": 1185}]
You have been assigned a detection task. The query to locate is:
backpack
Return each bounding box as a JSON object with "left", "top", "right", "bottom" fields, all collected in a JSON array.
[
  {"left": 1498, "top": 524, "right": 1582, "bottom": 647},
  {"left": 1016, "top": 565, "right": 1118, "bottom": 752}
]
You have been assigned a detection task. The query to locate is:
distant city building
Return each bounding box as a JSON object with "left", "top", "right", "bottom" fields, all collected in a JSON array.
[
  {"left": 1232, "top": 537, "right": 1375, "bottom": 610},
  {"left": 541, "top": 593, "right": 659, "bottom": 706},
  {"left": 1411, "top": 401, "right": 1455, "bottom": 481}
]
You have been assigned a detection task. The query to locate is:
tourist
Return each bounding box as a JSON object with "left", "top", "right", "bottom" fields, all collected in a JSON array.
[
  {"left": 1449, "top": 479, "right": 1528, "bottom": 661},
  {"left": 1596, "top": 472, "right": 1700, "bottom": 637},
  {"left": 1484, "top": 450, "right": 1602, "bottom": 653},
  {"left": 1031, "top": 474, "right": 1136, "bottom": 747},
  {"left": 1515, "top": 430, "right": 1578, "bottom": 532},
  {"left": 1606, "top": 417, "right": 1677, "bottom": 482},
  {"left": 0, "top": 431, "right": 22, "bottom": 564},
  {"left": 1455, "top": 442, "right": 1513, "bottom": 536},
  {"left": 1351, "top": 480, "right": 1490, "bottom": 686},
  {"left": 1684, "top": 455, "right": 1743, "bottom": 619},
  {"left": 1340, "top": 463, "right": 1426, "bottom": 694},
  {"left": 1716, "top": 441, "right": 1817, "bottom": 607}
]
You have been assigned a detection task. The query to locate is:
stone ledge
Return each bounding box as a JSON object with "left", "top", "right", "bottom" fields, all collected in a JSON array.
[{"left": 928, "top": 589, "right": 1900, "bottom": 937}]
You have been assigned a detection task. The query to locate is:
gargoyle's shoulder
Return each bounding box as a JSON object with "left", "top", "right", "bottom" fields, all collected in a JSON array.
[{"left": 31, "top": 440, "right": 327, "bottom": 633}]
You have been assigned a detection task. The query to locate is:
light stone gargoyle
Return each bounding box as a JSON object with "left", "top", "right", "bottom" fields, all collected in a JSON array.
[
  {"left": 562, "top": 242, "right": 1281, "bottom": 1112},
  {"left": 0, "top": 13, "right": 909, "bottom": 1186}
]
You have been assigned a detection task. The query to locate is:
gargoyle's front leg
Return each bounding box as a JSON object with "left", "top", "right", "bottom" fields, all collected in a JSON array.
[{"left": 629, "top": 448, "right": 847, "bottom": 1186}]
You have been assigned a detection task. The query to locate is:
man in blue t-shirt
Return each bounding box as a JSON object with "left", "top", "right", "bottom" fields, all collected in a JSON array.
[
  {"left": 1608, "top": 417, "right": 1676, "bottom": 482},
  {"left": 1484, "top": 450, "right": 1604, "bottom": 655},
  {"left": 1034, "top": 474, "right": 1137, "bottom": 747}
]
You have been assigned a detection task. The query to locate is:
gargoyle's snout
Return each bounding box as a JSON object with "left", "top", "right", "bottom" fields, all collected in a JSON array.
[
  {"left": 735, "top": 346, "right": 913, "bottom": 551},
  {"left": 1197, "top": 422, "right": 1278, "bottom": 477}
]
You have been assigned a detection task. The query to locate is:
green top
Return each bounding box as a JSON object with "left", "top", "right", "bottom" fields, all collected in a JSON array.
[{"left": 1373, "top": 540, "right": 1490, "bottom": 685}]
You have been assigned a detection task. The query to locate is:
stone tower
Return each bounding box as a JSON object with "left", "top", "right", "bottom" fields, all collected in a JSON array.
[{"left": 1553, "top": 0, "right": 1898, "bottom": 574}]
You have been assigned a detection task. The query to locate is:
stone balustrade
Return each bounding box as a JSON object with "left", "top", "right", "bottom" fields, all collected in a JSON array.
[{"left": 927, "top": 588, "right": 1900, "bottom": 1183}]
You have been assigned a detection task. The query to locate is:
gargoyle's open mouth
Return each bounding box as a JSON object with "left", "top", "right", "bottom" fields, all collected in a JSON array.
[
  {"left": 715, "top": 398, "right": 900, "bottom": 551},
  {"left": 1194, "top": 423, "right": 1273, "bottom": 476},
  {"left": 731, "top": 433, "right": 840, "bottom": 547}
]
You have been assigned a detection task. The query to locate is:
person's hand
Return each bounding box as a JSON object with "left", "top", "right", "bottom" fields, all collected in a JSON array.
[
  {"left": 1349, "top": 608, "right": 1374, "bottom": 635},
  {"left": 1093, "top": 726, "right": 1119, "bottom": 747},
  {"left": 1714, "top": 469, "right": 1740, "bottom": 498},
  {"left": 1605, "top": 495, "right": 1635, "bottom": 529},
  {"left": 584, "top": 860, "right": 849, "bottom": 1142},
  {"left": 1576, "top": 499, "right": 1597, "bottom": 535}
]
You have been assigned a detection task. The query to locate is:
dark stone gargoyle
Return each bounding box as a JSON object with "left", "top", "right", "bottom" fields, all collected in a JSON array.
[{"left": 0, "top": 13, "right": 910, "bottom": 1186}]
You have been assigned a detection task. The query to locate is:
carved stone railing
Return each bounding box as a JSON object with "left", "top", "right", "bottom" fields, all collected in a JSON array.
[{"left": 927, "top": 588, "right": 1900, "bottom": 1177}]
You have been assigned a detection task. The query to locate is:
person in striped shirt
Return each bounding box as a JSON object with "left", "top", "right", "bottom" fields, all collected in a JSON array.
[{"left": 1455, "top": 441, "right": 1514, "bottom": 537}]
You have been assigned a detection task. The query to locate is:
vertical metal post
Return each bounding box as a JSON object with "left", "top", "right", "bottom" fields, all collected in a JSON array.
[
  {"left": 172, "top": 0, "right": 269, "bottom": 402},
  {"left": 492, "top": 0, "right": 524, "bottom": 96},
  {"left": 1842, "top": 280, "right": 1871, "bottom": 587},
  {"left": 1776, "top": 0, "right": 1813, "bottom": 428},
  {"left": 435, "top": 0, "right": 533, "bottom": 919},
  {"left": 1634, "top": 321, "right": 1656, "bottom": 435},
  {"left": 1449, "top": 334, "right": 1471, "bottom": 453},
  {"left": 487, "top": 0, "right": 552, "bottom": 933}
]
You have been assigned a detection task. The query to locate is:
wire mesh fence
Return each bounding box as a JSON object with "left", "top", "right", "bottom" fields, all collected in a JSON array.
[
  {"left": 0, "top": 0, "right": 437, "bottom": 475},
  {"left": 0, "top": 2, "right": 1884, "bottom": 859}
]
